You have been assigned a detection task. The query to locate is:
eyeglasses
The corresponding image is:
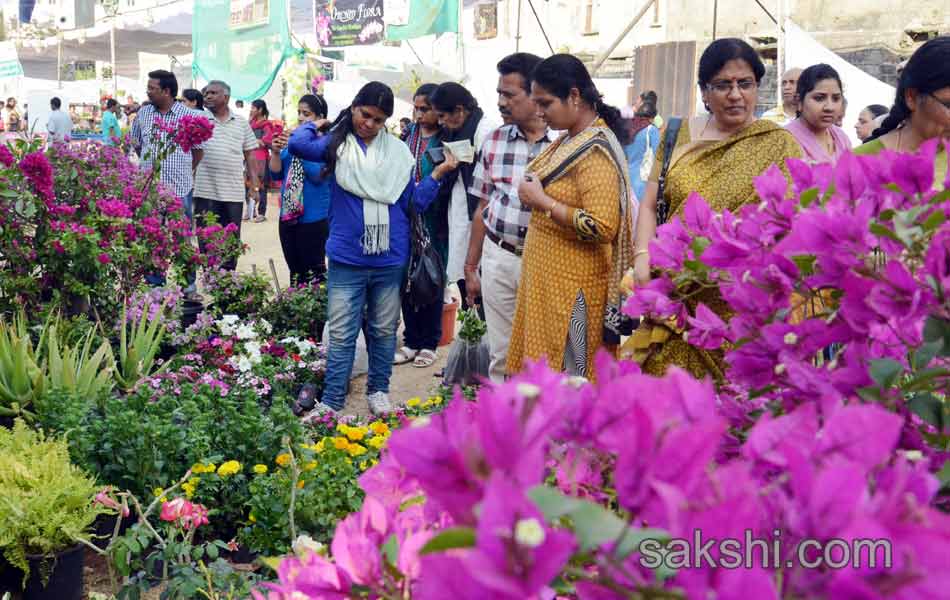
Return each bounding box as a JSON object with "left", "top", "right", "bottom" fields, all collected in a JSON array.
[{"left": 706, "top": 79, "right": 757, "bottom": 95}]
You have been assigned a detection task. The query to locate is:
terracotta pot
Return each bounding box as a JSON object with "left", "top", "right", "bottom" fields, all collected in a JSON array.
[{"left": 439, "top": 299, "right": 459, "bottom": 347}]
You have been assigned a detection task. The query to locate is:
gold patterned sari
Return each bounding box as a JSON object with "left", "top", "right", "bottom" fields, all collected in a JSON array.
[
  {"left": 507, "top": 120, "right": 633, "bottom": 379},
  {"left": 622, "top": 117, "right": 802, "bottom": 381}
]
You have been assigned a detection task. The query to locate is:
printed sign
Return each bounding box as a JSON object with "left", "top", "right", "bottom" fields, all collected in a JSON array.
[
  {"left": 0, "top": 42, "right": 24, "bottom": 79},
  {"left": 314, "top": 0, "right": 385, "bottom": 47},
  {"left": 474, "top": 2, "right": 497, "bottom": 40},
  {"left": 230, "top": 0, "right": 270, "bottom": 30}
]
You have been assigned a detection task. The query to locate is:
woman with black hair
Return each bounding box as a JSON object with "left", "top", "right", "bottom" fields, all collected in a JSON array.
[
  {"left": 288, "top": 81, "right": 458, "bottom": 416},
  {"left": 854, "top": 104, "right": 888, "bottom": 143},
  {"left": 856, "top": 36, "right": 950, "bottom": 179},
  {"left": 624, "top": 96, "right": 660, "bottom": 200},
  {"left": 394, "top": 83, "right": 448, "bottom": 368},
  {"left": 181, "top": 89, "right": 204, "bottom": 111},
  {"left": 270, "top": 94, "right": 331, "bottom": 284},
  {"left": 785, "top": 63, "right": 852, "bottom": 164},
  {"left": 249, "top": 99, "right": 276, "bottom": 222},
  {"left": 506, "top": 53, "right": 634, "bottom": 379},
  {"left": 627, "top": 38, "right": 801, "bottom": 382},
  {"left": 427, "top": 82, "right": 497, "bottom": 323}
]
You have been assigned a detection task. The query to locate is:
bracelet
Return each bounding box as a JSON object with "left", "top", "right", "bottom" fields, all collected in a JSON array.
[
  {"left": 634, "top": 249, "right": 649, "bottom": 258},
  {"left": 463, "top": 263, "right": 479, "bottom": 273},
  {"left": 544, "top": 200, "right": 558, "bottom": 219}
]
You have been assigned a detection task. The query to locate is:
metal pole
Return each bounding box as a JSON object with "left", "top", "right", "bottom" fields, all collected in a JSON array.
[
  {"left": 591, "top": 0, "right": 655, "bottom": 75},
  {"left": 56, "top": 34, "right": 62, "bottom": 89},
  {"left": 776, "top": 0, "right": 784, "bottom": 110},
  {"left": 712, "top": 0, "right": 718, "bottom": 40},
  {"left": 110, "top": 21, "right": 117, "bottom": 96},
  {"left": 515, "top": 0, "right": 522, "bottom": 52},
  {"left": 525, "top": 0, "right": 553, "bottom": 55}
]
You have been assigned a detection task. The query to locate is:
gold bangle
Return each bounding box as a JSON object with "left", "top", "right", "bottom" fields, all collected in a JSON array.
[{"left": 544, "top": 200, "right": 557, "bottom": 219}]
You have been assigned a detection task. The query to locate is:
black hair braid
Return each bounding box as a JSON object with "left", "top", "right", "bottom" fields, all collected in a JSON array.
[
  {"left": 586, "top": 89, "right": 630, "bottom": 145},
  {"left": 320, "top": 107, "right": 354, "bottom": 178},
  {"left": 869, "top": 103, "right": 908, "bottom": 140}
]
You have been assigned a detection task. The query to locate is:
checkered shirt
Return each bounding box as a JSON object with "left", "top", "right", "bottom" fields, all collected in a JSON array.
[
  {"left": 131, "top": 101, "right": 205, "bottom": 200},
  {"left": 469, "top": 124, "right": 556, "bottom": 251}
]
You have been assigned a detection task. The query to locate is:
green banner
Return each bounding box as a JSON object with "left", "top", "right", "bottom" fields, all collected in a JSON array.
[
  {"left": 0, "top": 42, "right": 24, "bottom": 79},
  {"left": 192, "top": 0, "right": 297, "bottom": 101},
  {"left": 385, "top": 0, "right": 459, "bottom": 41}
]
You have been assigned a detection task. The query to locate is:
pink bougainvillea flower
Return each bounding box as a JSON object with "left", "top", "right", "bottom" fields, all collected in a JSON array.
[
  {"left": 0, "top": 144, "right": 14, "bottom": 167},
  {"left": 254, "top": 550, "right": 352, "bottom": 600}
]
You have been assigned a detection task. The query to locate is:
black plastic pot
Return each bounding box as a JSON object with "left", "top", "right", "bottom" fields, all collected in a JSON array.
[
  {"left": 92, "top": 512, "right": 135, "bottom": 550},
  {"left": 6, "top": 544, "right": 86, "bottom": 600},
  {"left": 182, "top": 299, "right": 205, "bottom": 329}
]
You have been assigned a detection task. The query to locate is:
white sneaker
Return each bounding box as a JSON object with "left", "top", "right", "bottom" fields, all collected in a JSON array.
[{"left": 366, "top": 391, "right": 393, "bottom": 416}]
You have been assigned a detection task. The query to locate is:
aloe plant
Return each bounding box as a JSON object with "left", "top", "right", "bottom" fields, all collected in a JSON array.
[
  {"left": 0, "top": 313, "right": 46, "bottom": 421},
  {"left": 114, "top": 298, "right": 169, "bottom": 392},
  {"left": 45, "top": 324, "right": 115, "bottom": 401}
]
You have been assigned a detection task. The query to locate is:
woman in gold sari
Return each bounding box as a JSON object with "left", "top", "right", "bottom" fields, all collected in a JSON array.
[
  {"left": 628, "top": 38, "right": 802, "bottom": 381},
  {"left": 507, "top": 54, "right": 634, "bottom": 378}
]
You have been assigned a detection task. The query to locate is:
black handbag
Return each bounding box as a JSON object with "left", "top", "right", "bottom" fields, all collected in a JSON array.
[
  {"left": 656, "top": 117, "right": 683, "bottom": 226},
  {"left": 405, "top": 201, "right": 446, "bottom": 307}
]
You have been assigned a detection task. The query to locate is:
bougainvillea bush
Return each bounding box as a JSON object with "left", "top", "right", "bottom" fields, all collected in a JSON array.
[
  {"left": 0, "top": 127, "right": 228, "bottom": 323},
  {"left": 257, "top": 145, "right": 950, "bottom": 600}
]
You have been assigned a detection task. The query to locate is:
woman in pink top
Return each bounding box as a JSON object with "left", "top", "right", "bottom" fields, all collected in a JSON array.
[
  {"left": 249, "top": 99, "right": 276, "bottom": 221},
  {"left": 785, "top": 63, "right": 852, "bottom": 164}
]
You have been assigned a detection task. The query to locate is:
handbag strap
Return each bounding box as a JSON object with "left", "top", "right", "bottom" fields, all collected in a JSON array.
[{"left": 655, "top": 117, "right": 682, "bottom": 226}]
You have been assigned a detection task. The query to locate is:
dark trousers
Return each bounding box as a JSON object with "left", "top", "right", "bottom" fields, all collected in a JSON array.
[
  {"left": 279, "top": 219, "right": 329, "bottom": 284},
  {"left": 194, "top": 197, "right": 243, "bottom": 271},
  {"left": 257, "top": 170, "right": 270, "bottom": 217},
  {"left": 401, "top": 288, "right": 443, "bottom": 351}
]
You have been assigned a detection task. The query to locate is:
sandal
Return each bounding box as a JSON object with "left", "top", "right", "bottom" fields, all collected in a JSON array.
[
  {"left": 394, "top": 346, "right": 418, "bottom": 365},
  {"left": 413, "top": 349, "right": 437, "bottom": 368}
]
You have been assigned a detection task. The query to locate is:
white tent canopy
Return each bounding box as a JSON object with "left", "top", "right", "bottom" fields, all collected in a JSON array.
[{"left": 784, "top": 19, "right": 896, "bottom": 146}]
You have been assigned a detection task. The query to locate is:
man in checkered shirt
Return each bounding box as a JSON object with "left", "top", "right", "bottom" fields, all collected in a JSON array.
[
  {"left": 464, "top": 53, "right": 556, "bottom": 384},
  {"left": 130, "top": 69, "right": 205, "bottom": 294}
]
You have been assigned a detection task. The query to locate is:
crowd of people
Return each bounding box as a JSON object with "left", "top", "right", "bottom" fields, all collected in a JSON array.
[{"left": 7, "top": 34, "right": 947, "bottom": 416}]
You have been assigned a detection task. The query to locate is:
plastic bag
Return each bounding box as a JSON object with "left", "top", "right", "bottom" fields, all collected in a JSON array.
[{"left": 443, "top": 337, "right": 490, "bottom": 387}]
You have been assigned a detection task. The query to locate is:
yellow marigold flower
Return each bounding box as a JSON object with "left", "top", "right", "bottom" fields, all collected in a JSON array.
[
  {"left": 153, "top": 487, "right": 164, "bottom": 498},
  {"left": 276, "top": 453, "right": 292, "bottom": 467},
  {"left": 332, "top": 437, "right": 350, "bottom": 450},
  {"left": 217, "top": 460, "right": 242, "bottom": 477},
  {"left": 367, "top": 436, "right": 387, "bottom": 450},
  {"left": 345, "top": 427, "right": 367, "bottom": 442},
  {"left": 253, "top": 464, "right": 268, "bottom": 475},
  {"left": 297, "top": 479, "right": 306, "bottom": 489},
  {"left": 190, "top": 463, "right": 206, "bottom": 474},
  {"left": 248, "top": 513, "right": 256, "bottom": 523},
  {"left": 347, "top": 443, "right": 367, "bottom": 457},
  {"left": 369, "top": 421, "right": 390, "bottom": 436},
  {"left": 303, "top": 461, "right": 318, "bottom": 471},
  {"left": 314, "top": 439, "right": 326, "bottom": 453},
  {"left": 359, "top": 460, "right": 369, "bottom": 470},
  {"left": 336, "top": 423, "right": 350, "bottom": 435},
  {"left": 407, "top": 397, "right": 422, "bottom": 408},
  {"left": 182, "top": 482, "right": 196, "bottom": 499}
]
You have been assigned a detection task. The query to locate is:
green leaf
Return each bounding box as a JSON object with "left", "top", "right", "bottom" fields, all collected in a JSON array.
[
  {"left": 922, "top": 210, "right": 947, "bottom": 233},
  {"left": 937, "top": 461, "right": 950, "bottom": 490},
  {"left": 869, "top": 222, "right": 901, "bottom": 244},
  {"left": 419, "top": 527, "right": 476, "bottom": 555},
  {"left": 257, "top": 556, "right": 283, "bottom": 572},
  {"left": 615, "top": 528, "right": 670, "bottom": 559},
  {"left": 569, "top": 501, "right": 626, "bottom": 551},
  {"left": 903, "top": 367, "right": 950, "bottom": 392},
  {"left": 690, "top": 237, "right": 711, "bottom": 257},
  {"left": 382, "top": 534, "right": 399, "bottom": 566},
  {"left": 791, "top": 255, "right": 817, "bottom": 277},
  {"left": 799, "top": 188, "right": 818, "bottom": 208},
  {"left": 528, "top": 485, "right": 584, "bottom": 520},
  {"left": 908, "top": 393, "right": 944, "bottom": 430},
  {"left": 911, "top": 341, "right": 944, "bottom": 370},
  {"left": 856, "top": 385, "right": 883, "bottom": 403},
  {"left": 869, "top": 358, "right": 903, "bottom": 388},
  {"left": 206, "top": 543, "right": 219, "bottom": 560}
]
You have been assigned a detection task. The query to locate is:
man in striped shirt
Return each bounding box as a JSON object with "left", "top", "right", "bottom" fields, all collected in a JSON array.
[
  {"left": 464, "top": 53, "right": 555, "bottom": 383},
  {"left": 194, "top": 80, "right": 259, "bottom": 270}
]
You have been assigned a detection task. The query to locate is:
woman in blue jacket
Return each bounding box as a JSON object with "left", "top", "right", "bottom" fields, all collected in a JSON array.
[
  {"left": 288, "top": 82, "right": 458, "bottom": 416},
  {"left": 270, "top": 94, "right": 332, "bottom": 284}
]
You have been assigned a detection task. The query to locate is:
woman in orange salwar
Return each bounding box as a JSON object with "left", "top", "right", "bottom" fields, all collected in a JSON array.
[{"left": 507, "top": 54, "right": 634, "bottom": 379}]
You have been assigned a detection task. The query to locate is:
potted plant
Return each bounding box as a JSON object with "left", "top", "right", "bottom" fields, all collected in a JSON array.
[{"left": 0, "top": 420, "right": 108, "bottom": 599}]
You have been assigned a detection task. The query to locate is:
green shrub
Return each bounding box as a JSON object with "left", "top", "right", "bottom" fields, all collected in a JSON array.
[
  {"left": 259, "top": 281, "right": 327, "bottom": 340},
  {"left": 0, "top": 420, "right": 107, "bottom": 587}
]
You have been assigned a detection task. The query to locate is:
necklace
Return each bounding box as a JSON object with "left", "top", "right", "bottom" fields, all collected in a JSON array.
[{"left": 564, "top": 115, "right": 599, "bottom": 142}]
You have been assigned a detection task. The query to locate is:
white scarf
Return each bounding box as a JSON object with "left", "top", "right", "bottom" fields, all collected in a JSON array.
[{"left": 334, "top": 131, "right": 414, "bottom": 255}]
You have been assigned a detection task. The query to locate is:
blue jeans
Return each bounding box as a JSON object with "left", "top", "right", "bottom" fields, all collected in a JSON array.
[{"left": 321, "top": 261, "right": 403, "bottom": 410}]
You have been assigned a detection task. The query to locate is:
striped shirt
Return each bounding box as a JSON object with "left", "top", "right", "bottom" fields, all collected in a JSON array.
[
  {"left": 194, "top": 109, "right": 258, "bottom": 203},
  {"left": 469, "top": 124, "right": 555, "bottom": 251},
  {"left": 131, "top": 101, "right": 205, "bottom": 200}
]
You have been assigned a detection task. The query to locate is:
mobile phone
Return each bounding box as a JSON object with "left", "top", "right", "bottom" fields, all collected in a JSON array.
[{"left": 426, "top": 146, "right": 445, "bottom": 165}]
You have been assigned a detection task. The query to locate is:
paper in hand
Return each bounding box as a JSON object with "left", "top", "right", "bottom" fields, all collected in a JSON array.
[{"left": 442, "top": 140, "right": 476, "bottom": 163}]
